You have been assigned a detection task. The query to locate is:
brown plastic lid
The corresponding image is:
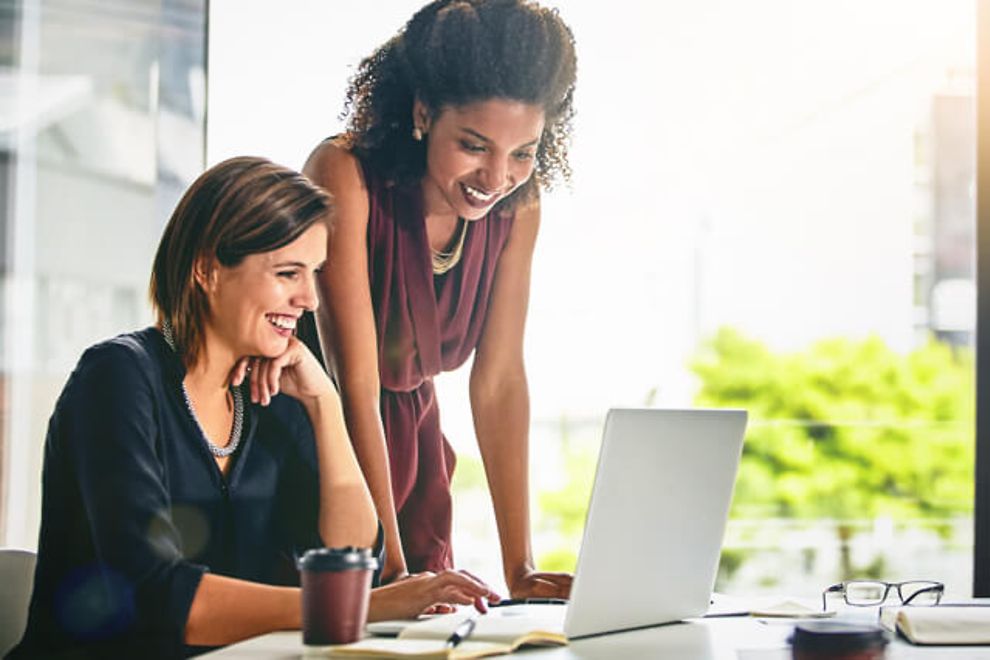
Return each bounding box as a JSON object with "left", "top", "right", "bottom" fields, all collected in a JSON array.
[{"left": 297, "top": 546, "right": 379, "bottom": 572}]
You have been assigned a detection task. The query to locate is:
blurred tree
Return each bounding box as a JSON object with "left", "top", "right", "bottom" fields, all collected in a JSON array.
[
  {"left": 692, "top": 328, "right": 974, "bottom": 577},
  {"left": 692, "top": 327, "right": 973, "bottom": 521},
  {"left": 532, "top": 327, "right": 974, "bottom": 579},
  {"left": 536, "top": 441, "right": 598, "bottom": 572}
]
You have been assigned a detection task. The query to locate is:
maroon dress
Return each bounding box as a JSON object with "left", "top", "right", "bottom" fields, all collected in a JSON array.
[{"left": 361, "top": 161, "right": 515, "bottom": 572}]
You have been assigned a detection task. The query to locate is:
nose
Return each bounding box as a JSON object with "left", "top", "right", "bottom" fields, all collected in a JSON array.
[
  {"left": 294, "top": 274, "right": 320, "bottom": 312},
  {"left": 481, "top": 154, "right": 512, "bottom": 192}
]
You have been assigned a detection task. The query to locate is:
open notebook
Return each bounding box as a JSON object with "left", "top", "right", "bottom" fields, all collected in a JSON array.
[
  {"left": 880, "top": 604, "right": 990, "bottom": 644},
  {"left": 307, "top": 613, "right": 566, "bottom": 659}
]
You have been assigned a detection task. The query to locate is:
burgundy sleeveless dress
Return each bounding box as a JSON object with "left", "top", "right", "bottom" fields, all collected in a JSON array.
[{"left": 361, "top": 162, "right": 515, "bottom": 572}]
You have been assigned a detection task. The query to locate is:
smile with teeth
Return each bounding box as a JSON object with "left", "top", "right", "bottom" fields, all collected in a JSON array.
[
  {"left": 461, "top": 183, "right": 498, "bottom": 203},
  {"left": 266, "top": 314, "right": 297, "bottom": 331}
]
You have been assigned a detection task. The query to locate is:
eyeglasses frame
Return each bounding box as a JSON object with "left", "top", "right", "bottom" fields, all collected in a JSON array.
[{"left": 821, "top": 580, "right": 944, "bottom": 611}]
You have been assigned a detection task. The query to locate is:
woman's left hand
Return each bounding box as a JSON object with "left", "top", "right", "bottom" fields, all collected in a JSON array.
[
  {"left": 508, "top": 569, "right": 573, "bottom": 600},
  {"left": 230, "top": 336, "right": 333, "bottom": 406}
]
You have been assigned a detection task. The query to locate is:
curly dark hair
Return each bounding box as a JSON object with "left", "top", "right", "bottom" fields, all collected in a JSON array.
[{"left": 342, "top": 0, "right": 577, "bottom": 204}]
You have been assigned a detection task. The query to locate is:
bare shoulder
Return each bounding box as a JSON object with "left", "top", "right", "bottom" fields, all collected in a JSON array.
[
  {"left": 504, "top": 195, "right": 541, "bottom": 248},
  {"left": 303, "top": 138, "right": 370, "bottom": 230},
  {"left": 513, "top": 196, "right": 541, "bottom": 223},
  {"left": 302, "top": 138, "right": 367, "bottom": 198}
]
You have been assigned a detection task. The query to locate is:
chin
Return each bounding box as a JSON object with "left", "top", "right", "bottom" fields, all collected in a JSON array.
[
  {"left": 270, "top": 340, "right": 291, "bottom": 357},
  {"left": 255, "top": 338, "right": 289, "bottom": 359},
  {"left": 443, "top": 189, "right": 496, "bottom": 221},
  {"left": 457, "top": 204, "right": 494, "bottom": 221}
]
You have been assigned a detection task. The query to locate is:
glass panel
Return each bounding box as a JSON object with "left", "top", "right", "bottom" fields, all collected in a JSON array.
[{"left": 0, "top": 0, "right": 206, "bottom": 546}]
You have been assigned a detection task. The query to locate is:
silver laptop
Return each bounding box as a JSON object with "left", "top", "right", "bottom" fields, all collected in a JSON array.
[
  {"left": 367, "top": 408, "right": 746, "bottom": 639},
  {"left": 557, "top": 407, "right": 747, "bottom": 638}
]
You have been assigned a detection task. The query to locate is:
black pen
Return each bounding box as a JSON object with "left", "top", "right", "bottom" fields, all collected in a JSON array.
[
  {"left": 445, "top": 614, "right": 478, "bottom": 648},
  {"left": 489, "top": 598, "right": 568, "bottom": 607}
]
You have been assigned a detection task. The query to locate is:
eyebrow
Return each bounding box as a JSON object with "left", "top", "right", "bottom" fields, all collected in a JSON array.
[
  {"left": 272, "top": 260, "right": 325, "bottom": 270},
  {"left": 461, "top": 127, "right": 540, "bottom": 149}
]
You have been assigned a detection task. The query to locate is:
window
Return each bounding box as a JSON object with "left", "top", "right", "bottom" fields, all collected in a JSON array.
[{"left": 0, "top": 0, "right": 206, "bottom": 546}]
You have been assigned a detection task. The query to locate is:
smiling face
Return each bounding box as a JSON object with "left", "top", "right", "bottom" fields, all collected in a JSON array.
[
  {"left": 200, "top": 222, "right": 327, "bottom": 360},
  {"left": 416, "top": 98, "right": 546, "bottom": 222}
]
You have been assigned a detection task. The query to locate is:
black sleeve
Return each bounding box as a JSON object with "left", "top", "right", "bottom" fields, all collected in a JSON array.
[{"left": 62, "top": 342, "right": 207, "bottom": 644}]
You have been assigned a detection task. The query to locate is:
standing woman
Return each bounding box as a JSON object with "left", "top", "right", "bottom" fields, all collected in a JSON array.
[{"left": 302, "top": 0, "right": 577, "bottom": 598}]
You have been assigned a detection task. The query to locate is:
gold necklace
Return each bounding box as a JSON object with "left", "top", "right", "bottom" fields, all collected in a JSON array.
[{"left": 431, "top": 218, "right": 468, "bottom": 275}]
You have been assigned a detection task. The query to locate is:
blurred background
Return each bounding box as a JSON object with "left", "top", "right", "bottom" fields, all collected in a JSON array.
[{"left": 0, "top": 0, "right": 978, "bottom": 602}]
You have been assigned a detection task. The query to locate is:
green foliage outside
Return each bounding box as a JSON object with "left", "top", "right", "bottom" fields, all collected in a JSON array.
[
  {"left": 693, "top": 327, "right": 974, "bottom": 522},
  {"left": 533, "top": 327, "right": 975, "bottom": 578},
  {"left": 536, "top": 438, "right": 598, "bottom": 573},
  {"left": 450, "top": 451, "right": 488, "bottom": 491}
]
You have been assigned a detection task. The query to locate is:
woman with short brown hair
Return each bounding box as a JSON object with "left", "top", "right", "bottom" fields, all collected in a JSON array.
[{"left": 10, "top": 157, "right": 495, "bottom": 659}]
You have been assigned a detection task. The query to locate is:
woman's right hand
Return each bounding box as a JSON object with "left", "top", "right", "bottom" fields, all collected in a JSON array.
[
  {"left": 367, "top": 570, "right": 501, "bottom": 621},
  {"left": 230, "top": 336, "right": 333, "bottom": 408}
]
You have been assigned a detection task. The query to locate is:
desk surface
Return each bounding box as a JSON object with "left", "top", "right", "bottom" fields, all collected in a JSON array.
[{"left": 200, "top": 616, "right": 990, "bottom": 659}]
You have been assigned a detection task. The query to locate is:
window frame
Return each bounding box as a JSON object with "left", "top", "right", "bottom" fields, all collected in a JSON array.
[{"left": 974, "top": 0, "right": 990, "bottom": 597}]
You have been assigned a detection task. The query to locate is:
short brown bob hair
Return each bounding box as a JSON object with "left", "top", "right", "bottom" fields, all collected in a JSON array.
[{"left": 150, "top": 156, "right": 332, "bottom": 367}]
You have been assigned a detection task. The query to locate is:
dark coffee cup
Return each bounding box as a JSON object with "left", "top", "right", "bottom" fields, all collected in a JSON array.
[
  {"left": 298, "top": 546, "right": 378, "bottom": 645},
  {"left": 791, "top": 621, "right": 888, "bottom": 660}
]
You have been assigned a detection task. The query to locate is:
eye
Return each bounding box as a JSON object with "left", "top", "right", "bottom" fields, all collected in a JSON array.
[
  {"left": 513, "top": 150, "right": 535, "bottom": 162},
  {"left": 277, "top": 270, "right": 300, "bottom": 280},
  {"left": 460, "top": 140, "right": 487, "bottom": 154}
]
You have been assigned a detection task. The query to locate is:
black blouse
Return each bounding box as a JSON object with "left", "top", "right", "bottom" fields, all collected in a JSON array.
[{"left": 9, "top": 327, "right": 338, "bottom": 659}]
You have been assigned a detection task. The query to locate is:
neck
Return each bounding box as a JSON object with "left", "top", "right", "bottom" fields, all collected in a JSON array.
[
  {"left": 420, "top": 178, "right": 458, "bottom": 227},
  {"left": 185, "top": 330, "right": 239, "bottom": 396},
  {"left": 420, "top": 189, "right": 461, "bottom": 252}
]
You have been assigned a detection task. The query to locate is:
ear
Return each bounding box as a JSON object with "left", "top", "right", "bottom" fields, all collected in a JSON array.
[
  {"left": 412, "top": 98, "right": 432, "bottom": 134},
  {"left": 192, "top": 255, "right": 218, "bottom": 294}
]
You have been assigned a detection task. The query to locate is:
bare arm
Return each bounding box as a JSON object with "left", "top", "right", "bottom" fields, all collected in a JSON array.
[
  {"left": 303, "top": 389, "right": 378, "bottom": 547},
  {"left": 186, "top": 574, "right": 299, "bottom": 646},
  {"left": 186, "top": 562, "right": 501, "bottom": 646},
  {"left": 237, "top": 330, "right": 379, "bottom": 548},
  {"left": 186, "top": 338, "right": 379, "bottom": 646},
  {"left": 303, "top": 142, "right": 408, "bottom": 581},
  {"left": 470, "top": 201, "right": 571, "bottom": 598}
]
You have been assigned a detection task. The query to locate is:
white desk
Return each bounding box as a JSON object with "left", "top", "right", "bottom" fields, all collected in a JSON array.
[{"left": 201, "top": 617, "right": 990, "bottom": 659}]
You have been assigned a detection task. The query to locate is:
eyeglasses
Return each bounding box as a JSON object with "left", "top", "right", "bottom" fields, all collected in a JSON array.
[{"left": 821, "top": 580, "right": 944, "bottom": 611}]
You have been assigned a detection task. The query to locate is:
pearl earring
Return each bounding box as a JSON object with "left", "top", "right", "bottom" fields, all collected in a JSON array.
[{"left": 412, "top": 127, "right": 423, "bottom": 141}]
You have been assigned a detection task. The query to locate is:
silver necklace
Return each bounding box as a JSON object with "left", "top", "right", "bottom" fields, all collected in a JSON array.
[{"left": 160, "top": 321, "right": 244, "bottom": 458}]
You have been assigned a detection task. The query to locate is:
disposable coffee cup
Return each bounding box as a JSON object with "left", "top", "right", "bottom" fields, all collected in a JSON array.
[{"left": 298, "top": 546, "right": 378, "bottom": 645}]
